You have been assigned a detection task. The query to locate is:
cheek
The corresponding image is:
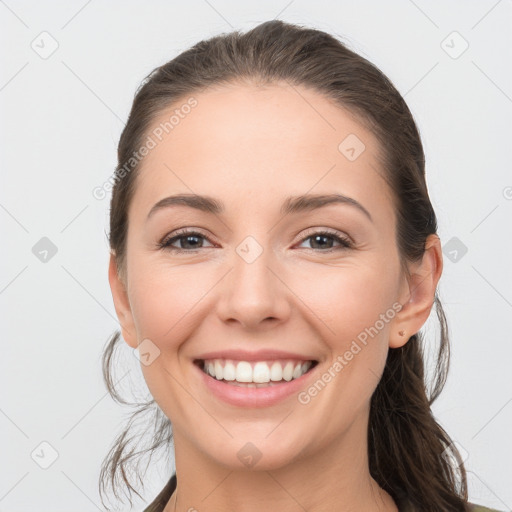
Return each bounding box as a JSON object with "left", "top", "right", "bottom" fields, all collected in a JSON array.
[
  {"left": 292, "top": 259, "right": 400, "bottom": 348},
  {"left": 290, "top": 263, "right": 400, "bottom": 432},
  {"left": 126, "top": 260, "right": 215, "bottom": 420},
  {"left": 128, "top": 259, "right": 212, "bottom": 343},
  {"left": 290, "top": 258, "right": 400, "bottom": 415}
]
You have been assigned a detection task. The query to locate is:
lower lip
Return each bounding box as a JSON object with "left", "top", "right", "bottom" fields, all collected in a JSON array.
[{"left": 194, "top": 361, "right": 318, "bottom": 408}]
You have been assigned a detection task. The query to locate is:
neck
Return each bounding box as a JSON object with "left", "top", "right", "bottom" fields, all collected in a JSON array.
[{"left": 165, "top": 411, "right": 397, "bottom": 512}]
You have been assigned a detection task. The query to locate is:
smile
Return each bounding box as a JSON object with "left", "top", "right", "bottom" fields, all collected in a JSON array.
[
  {"left": 195, "top": 358, "right": 318, "bottom": 387},
  {"left": 193, "top": 358, "right": 319, "bottom": 407}
]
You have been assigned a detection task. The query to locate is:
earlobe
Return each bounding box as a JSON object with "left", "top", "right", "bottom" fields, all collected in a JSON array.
[
  {"left": 389, "top": 234, "right": 443, "bottom": 348},
  {"left": 388, "top": 328, "right": 408, "bottom": 349},
  {"left": 108, "top": 252, "right": 138, "bottom": 348}
]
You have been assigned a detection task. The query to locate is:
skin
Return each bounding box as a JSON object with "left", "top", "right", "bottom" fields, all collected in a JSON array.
[{"left": 109, "top": 81, "right": 443, "bottom": 512}]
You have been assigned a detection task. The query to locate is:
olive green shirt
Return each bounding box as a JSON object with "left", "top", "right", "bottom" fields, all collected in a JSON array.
[{"left": 143, "top": 473, "right": 503, "bottom": 512}]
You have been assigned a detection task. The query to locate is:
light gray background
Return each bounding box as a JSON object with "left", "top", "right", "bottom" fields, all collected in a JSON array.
[{"left": 1, "top": 1, "right": 511, "bottom": 511}]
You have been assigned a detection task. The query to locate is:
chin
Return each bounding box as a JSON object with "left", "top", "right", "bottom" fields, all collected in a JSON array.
[{"left": 200, "top": 433, "right": 309, "bottom": 472}]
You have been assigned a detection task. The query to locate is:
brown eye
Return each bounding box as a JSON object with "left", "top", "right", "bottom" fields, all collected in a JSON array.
[
  {"left": 159, "top": 230, "right": 214, "bottom": 252},
  {"left": 298, "top": 230, "right": 353, "bottom": 251}
]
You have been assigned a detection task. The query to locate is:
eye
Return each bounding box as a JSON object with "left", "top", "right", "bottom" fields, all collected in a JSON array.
[
  {"left": 158, "top": 228, "right": 353, "bottom": 253},
  {"left": 158, "top": 229, "right": 215, "bottom": 252},
  {"left": 296, "top": 229, "right": 353, "bottom": 251}
]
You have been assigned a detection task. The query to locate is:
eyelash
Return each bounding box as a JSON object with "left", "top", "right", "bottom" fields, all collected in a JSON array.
[{"left": 157, "top": 228, "right": 353, "bottom": 253}]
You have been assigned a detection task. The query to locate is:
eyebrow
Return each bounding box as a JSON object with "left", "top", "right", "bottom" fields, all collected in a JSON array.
[{"left": 146, "top": 193, "right": 373, "bottom": 222}]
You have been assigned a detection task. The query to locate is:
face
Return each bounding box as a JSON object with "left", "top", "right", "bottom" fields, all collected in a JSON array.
[{"left": 110, "top": 81, "right": 422, "bottom": 472}]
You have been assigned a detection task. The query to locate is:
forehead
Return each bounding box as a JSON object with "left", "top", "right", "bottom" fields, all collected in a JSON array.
[{"left": 129, "top": 81, "right": 394, "bottom": 224}]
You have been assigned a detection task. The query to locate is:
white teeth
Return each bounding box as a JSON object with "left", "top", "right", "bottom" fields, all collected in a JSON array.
[
  {"left": 201, "top": 359, "right": 314, "bottom": 384},
  {"left": 236, "top": 361, "right": 252, "bottom": 382},
  {"left": 223, "top": 361, "right": 236, "bottom": 381},
  {"left": 282, "top": 362, "right": 294, "bottom": 381},
  {"left": 253, "top": 362, "right": 270, "bottom": 383},
  {"left": 214, "top": 360, "right": 223, "bottom": 380},
  {"left": 292, "top": 362, "right": 303, "bottom": 379},
  {"left": 270, "top": 361, "right": 283, "bottom": 381}
]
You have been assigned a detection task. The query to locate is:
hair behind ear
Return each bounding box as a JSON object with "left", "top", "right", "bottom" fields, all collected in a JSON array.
[{"left": 368, "top": 296, "right": 467, "bottom": 511}]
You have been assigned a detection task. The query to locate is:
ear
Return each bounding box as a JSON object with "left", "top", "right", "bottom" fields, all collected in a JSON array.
[
  {"left": 108, "top": 252, "right": 138, "bottom": 348},
  {"left": 389, "top": 234, "right": 443, "bottom": 348}
]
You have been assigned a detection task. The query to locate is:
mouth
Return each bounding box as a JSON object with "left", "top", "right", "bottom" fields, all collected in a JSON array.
[{"left": 193, "top": 358, "right": 319, "bottom": 388}]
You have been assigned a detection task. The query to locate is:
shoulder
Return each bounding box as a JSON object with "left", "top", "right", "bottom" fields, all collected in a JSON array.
[
  {"left": 467, "top": 503, "right": 505, "bottom": 512},
  {"left": 398, "top": 497, "right": 504, "bottom": 512}
]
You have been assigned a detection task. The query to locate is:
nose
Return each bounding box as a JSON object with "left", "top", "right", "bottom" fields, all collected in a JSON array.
[{"left": 215, "top": 244, "right": 291, "bottom": 330}]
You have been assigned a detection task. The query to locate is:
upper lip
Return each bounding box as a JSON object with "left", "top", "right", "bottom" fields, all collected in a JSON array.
[{"left": 194, "top": 349, "right": 318, "bottom": 362}]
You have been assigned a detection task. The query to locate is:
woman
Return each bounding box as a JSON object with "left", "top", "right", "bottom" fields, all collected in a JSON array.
[{"left": 100, "top": 20, "right": 501, "bottom": 512}]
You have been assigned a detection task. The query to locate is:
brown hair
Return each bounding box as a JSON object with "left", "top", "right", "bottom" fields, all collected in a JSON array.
[{"left": 100, "top": 19, "right": 468, "bottom": 511}]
